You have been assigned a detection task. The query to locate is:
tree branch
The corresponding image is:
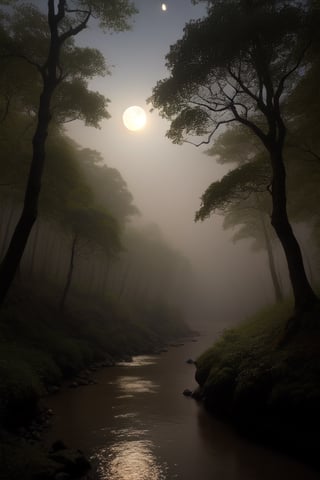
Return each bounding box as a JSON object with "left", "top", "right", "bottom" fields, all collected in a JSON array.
[
  {"left": 0, "top": 53, "right": 42, "bottom": 72},
  {"left": 184, "top": 117, "right": 237, "bottom": 147},
  {"left": 189, "top": 99, "right": 230, "bottom": 113},
  {"left": 275, "top": 39, "right": 312, "bottom": 104},
  {"left": 230, "top": 103, "right": 269, "bottom": 148},
  {"left": 228, "top": 66, "right": 268, "bottom": 116},
  {"left": 59, "top": 9, "right": 91, "bottom": 43}
]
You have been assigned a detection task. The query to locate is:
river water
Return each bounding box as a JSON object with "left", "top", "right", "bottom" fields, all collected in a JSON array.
[{"left": 46, "top": 335, "right": 318, "bottom": 480}]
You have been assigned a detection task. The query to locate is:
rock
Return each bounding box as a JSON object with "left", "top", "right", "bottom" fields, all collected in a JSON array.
[
  {"left": 186, "top": 358, "right": 195, "bottom": 364},
  {"left": 31, "top": 430, "right": 41, "bottom": 441},
  {"left": 69, "top": 381, "right": 79, "bottom": 388},
  {"left": 182, "top": 388, "right": 193, "bottom": 397},
  {"left": 77, "top": 378, "right": 89, "bottom": 386},
  {"left": 101, "top": 358, "right": 112, "bottom": 367},
  {"left": 49, "top": 448, "right": 91, "bottom": 477},
  {"left": 47, "top": 385, "right": 60, "bottom": 394},
  {"left": 191, "top": 387, "right": 203, "bottom": 401}
]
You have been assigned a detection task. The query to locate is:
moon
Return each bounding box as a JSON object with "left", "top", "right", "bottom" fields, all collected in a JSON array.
[{"left": 122, "top": 106, "right": 147, "bottom": 132}]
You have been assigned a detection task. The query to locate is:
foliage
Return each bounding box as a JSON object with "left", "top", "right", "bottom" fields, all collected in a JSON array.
[
  {"left": 150, "top": 0, "right": 318, "bottom": 144},
  {"left": 195, "top": 159, "right": 270, "bottom": 221},
  {"left": 195, "top": 299, "right": 320, "bottom": 463},
  {"left": 0, "top": 3, "right": 112, "bottom": 127},
  {"left": 0, "top": 282, "right": 191, "bottom": 427},
  {"left": 0, "top": 0, "right": 138, "bottom": 303},
  {"left": 151, "top": 0, "right": 320, "bottom": 312},
  {"left": 77, "top": 148, "right": 139, "bottom": 225}
]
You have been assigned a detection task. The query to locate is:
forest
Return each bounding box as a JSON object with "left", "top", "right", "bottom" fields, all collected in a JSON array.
[
  {"left": 1, "top": 1, "right": 320, "bottom": 479},
  {"left": 150, "top": 0, "right": 320, "bottom": 470}
]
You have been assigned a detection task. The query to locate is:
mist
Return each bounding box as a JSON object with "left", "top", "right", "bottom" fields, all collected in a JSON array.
[
  {"left": 1, "top": 2, "right": 320, "bottom": 479},
  {"left": 62, "top": 0, "right": 287, "bottom": 331}
]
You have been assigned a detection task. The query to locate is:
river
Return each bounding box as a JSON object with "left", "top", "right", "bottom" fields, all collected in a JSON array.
[{"left": 46, "top": 335, "right": 318, "bottom": 480}]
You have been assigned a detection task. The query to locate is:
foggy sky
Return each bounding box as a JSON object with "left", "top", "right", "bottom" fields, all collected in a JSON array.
[{"left": 65, "top": 0, "right": 279, "bottom": 327}]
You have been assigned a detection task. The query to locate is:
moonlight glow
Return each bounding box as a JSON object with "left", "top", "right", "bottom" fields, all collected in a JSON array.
[{"left": 122, "top": 106, "right": 147, "bottom": 131}]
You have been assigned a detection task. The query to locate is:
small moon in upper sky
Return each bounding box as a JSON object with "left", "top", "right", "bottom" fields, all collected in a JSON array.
[
  {"left": 161, "top": 3, "right": 167, "bottom": 11},
  {"left": 122, "top": 106, "right": 147, "bottom": 132}
]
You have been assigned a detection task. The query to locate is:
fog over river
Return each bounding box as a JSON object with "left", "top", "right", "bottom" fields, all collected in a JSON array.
[{"left": 46, "top": 335, "right": 318, "bottom": 480}]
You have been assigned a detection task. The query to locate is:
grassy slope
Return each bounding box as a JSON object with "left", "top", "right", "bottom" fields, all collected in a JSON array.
[
  {"left": 0, "top": 285, "right": 191, "bottom": 429},
  {"left": 195, "top": 301, "right": 320, "bottom": 467}
]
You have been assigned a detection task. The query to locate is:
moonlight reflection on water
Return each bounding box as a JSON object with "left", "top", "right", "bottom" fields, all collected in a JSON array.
[
  {"left": 47, "top": 348, "right": 318, "bottom": 480},
  {"left": 95, "top": 436, "right": 168, "bottom": 480},
  {"left": 93, "top": 356, "right": 167, "bottom": 479},
  {"left": 117, "top": 376, "right": 158, "bottom": 394}
]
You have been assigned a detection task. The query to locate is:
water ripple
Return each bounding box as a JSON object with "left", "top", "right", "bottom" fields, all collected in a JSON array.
[
  {"left": 117, "top": 355, "right": 158, "bottom": 367},
  {"left": 94, "top": 438, "right": 168, "bottom": 480},
  {"left": 117, "top": 376, "right": 159, "bottom": 394}
]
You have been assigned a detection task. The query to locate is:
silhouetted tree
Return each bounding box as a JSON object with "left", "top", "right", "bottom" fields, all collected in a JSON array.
[
  {"left": 151, "top": 0, "right": 319, "bottom": 315},
  {"left": 0, "top": 0, "right": 137, "bottom": 304},
  {"left": 196, "top": 160, "right": 283, "bottom": 302},
  {"left": 60, "top": 206, "right": 121, "bottom": 312}
]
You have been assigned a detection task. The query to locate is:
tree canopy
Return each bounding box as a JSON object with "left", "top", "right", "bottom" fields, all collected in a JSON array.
[
  {"left": 151, "top": 0, "right": 318, "bottom": 146},
  {"left": 0, "top": 0, "right": 138, "bottom": 303},
  {"left": 150, "top": 0, "right": 320, "bottom": 315}
]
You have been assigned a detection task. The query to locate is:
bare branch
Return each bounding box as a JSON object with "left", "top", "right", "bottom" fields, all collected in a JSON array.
[
  {"left": 59, "top": 9, "right": 91, "bottom": 43},
  {"left": 230, "top": 103, "right": 269, "bottom": 148},
  {"left": 189, "top": 99, "right": 230, "bottom": 113},
  {"left": 228, "top": 66, "right": 268, "bottom": 116},
  {"left": 183, "top": 117, "right": 237, "bottom": 147},
  {"left": 0, "top": 53, "right": 42, "bottom": 72},
  {"left": 275, "top": 39, "right": 312, "bottom": 103},
  {"left": 289, "top": 141, "right": 320, "bottom": 162}
]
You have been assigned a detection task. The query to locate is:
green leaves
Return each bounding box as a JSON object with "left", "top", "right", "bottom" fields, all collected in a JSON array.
[
  {"left": 53, "top": 79, "right": 110, "bottom": 127},
  {"left": 0, "top": 0, "right": 137, "bottom": 127},
  {"left": 195, "top": 159, "right": 271, "bottom": 221},
  {"left": 151, "top": 0, "right": 318, "bottom": 145},
  {"left": 76, "top": 0, "right": 138, "bottom": 32}
]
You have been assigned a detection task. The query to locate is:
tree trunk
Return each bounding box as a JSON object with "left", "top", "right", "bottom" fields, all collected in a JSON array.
[
  {"left": 0, "top": 202, "right": 16, "bottom": 260},
  {"left": 258, "top": 208, "right": 283, "bottom": 303},
  {"left": 0, "top": 15, "right": 61, "bottom": 304},
  {"left": 270, "top": 147, "right": 318, "bottom": 314},
  {"left": 60, "top": 234, "right": 77, "bottom": 312},
  {"left": 30, "top": 220, "right": 40, "bottom": 277}
]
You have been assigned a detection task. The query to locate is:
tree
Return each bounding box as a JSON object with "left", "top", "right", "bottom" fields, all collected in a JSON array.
[
  {"left": 76, "top": 148, "right": 139, "bottom": 225},
  {"left": 150, "top": 0, "right": 319, "bottom": 315},
  {"left": 0, "top": 0, "right": 137, "bottom": 304},
  {"left": 59, "top": 205, "right": 121, "bottom": 312},
  {"left": 195, "top": 160, "right": 283, "bottom": 302}
]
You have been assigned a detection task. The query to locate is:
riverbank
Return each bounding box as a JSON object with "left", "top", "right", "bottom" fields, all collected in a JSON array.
[
  {"left": 0, "top": 284, "right": 193, "bottom": 480},
  {"left": 194, "top": 301, "right": 320, "bottom": 470}
]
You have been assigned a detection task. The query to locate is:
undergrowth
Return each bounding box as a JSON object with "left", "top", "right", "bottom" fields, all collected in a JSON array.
[{"left": 195, "top": 300, "right": 320, "bottom": 467}]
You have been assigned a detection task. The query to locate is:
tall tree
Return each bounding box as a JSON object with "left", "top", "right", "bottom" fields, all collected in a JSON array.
[
  {"left": 150, "top": 0, "right": 319, "bottom": 315},
  {"left": 195, "top": 160, "right": 283, "bottom": 302},
  {"left": 0, "top": 0, "right": 137, "bottom": 304}
]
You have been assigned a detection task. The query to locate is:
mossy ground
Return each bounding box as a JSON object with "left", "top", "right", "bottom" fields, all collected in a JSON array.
[{"left": 195, "top": 300, "right": 320, "bottom": 468}]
